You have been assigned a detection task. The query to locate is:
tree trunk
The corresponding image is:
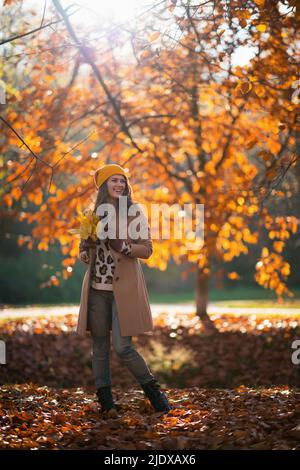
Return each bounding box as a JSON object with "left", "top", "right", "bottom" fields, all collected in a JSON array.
[
  {"left": 196, "top": 267, "right": 209, "bottom": 318},
  {"left": 196, "top": 266, "right": 218, "bottom": 332}
]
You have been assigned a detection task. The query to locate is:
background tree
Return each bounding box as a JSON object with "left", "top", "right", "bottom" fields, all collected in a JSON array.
[{"left": 0, "top": 0, "right": 299, "bottom": 327}]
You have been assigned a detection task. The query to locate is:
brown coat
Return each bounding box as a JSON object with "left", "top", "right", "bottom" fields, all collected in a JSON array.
[{"left": 76, "top": 210, "right": 154, "bottom": 337}]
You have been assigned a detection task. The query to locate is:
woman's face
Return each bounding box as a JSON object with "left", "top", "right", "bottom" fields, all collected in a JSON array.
[{"left": 106, "top": 174, "right": 126, "bottom": 201}]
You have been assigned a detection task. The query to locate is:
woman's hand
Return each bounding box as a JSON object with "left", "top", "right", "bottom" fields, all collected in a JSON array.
[
  {"left": 78, "top": 237, "right": 96, "bottom": 264},
  {"left": 79, "top": 250, "right": 90, "bottom": 263},
  {"left": 108, "top": 238, "right": 132, "bottom": 255},
  {"left": 79, "top": 237, "right": 97, "bottom": 252},
  {"left": 108, "top": 238, "right": 124, "bottom": 252}
]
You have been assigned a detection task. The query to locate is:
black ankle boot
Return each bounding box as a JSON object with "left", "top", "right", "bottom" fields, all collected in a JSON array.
[
  {"left": 96, "top": 386, "right": 118, "bottom": 417},
  {"left": 140, "top": 379, "right": 172, "bottom": 413}
]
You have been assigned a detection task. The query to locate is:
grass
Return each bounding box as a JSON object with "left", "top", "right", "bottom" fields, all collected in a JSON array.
[
  {"left": 1, "top": 288, "right": 299, "bottom": 323},
  {"left": 149, "top": 286, "right": 300, "bottom": 305},
  {"left": 212, "top": 299, "right": 300, "bottom": 308},
  {"left": 149, "top": 291, "right": 195, "bottom": 304}
]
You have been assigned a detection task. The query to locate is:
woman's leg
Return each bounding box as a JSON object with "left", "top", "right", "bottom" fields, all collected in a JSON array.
[
  {"left": 91, "top": 334, "right": 111, "bottom": 388},
  {"left": 111, "top": 299, "right": 172, "bottom": 412},
  {"left": 88, "top": 288, "right": 113, "bottom": 388},
  {"left": 111, "top": 298, "right": 155, "bottom": 385},
  {"left": 92, "top": 333, "right": 118, "bottom": 415}
]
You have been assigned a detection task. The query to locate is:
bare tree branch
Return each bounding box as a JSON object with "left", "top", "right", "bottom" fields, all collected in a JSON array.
[
  {"left": 0, "top": 10, "right": 79, "bottom": 46},
  {"left": 127, "top": 114, "right": 176, "bottom": 128},
  {"left": 52, "top": 0, "right": 145, "bottom": 158},
  {"left": 0, "top": 116, "right": 52, "bottom": 168}
]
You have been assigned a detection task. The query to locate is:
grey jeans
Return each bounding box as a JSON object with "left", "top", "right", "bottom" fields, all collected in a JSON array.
[{"left": 88, "top": 286, "right": 155, "bottom": 389}]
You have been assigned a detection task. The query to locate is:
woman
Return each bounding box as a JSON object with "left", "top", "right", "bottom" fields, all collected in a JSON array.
[{"left": 76, "top": 163, "right": 172, "bottom": 417}]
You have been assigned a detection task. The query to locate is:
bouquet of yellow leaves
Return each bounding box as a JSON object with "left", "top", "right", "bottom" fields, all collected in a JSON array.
[{"left": 68, "top": 209, "right": 100, "bottom": 241}]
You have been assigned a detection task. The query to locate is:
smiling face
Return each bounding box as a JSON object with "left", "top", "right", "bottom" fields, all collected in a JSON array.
[{"left": 106, "top": 174, "right": 127, "bottom": 201}]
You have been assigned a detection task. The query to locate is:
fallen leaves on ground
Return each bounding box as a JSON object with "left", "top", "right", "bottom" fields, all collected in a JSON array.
[
  {"left": 0, "top": 384, "right": 300, "bottom": 450},
  {"left": 0, "top": 311, "right": 300, "bottom": 449},
  {"left": 0, "top": 312, "right": 299, "bottom": 388}
]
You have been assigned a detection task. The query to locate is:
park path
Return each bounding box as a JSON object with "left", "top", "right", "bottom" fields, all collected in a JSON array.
[{"left": 0, "top": 303, "right": 300, "bottom": 320}]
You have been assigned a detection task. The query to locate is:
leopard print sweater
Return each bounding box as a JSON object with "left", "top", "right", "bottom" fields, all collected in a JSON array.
[{"left": 79, "top": 238, "right": 132, "bottom": 291}]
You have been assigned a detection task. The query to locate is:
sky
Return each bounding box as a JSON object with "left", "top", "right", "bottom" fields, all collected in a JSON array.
[
  {"left": 58, "top": 0, "right": 257, "bottom": 67},
  {"left": 0, "top": 0, "right": 271, "bottom": 67}
]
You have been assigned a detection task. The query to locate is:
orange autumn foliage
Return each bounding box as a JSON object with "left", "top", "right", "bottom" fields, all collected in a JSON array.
[{"left": 1, "top": 0, "right": 299, "bottom": 313}]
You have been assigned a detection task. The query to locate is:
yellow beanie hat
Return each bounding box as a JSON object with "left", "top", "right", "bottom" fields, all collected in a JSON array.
[{"left": 94, "top": 164, "right": 127, "bottom": 189}]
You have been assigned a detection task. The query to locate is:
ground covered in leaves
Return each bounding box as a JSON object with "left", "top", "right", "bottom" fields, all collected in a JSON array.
[
  {"left": 0, "top": 311, "right": 300, "bottom": 449},
  {"left": 1, "top": 384, "right": 300, "bottom": 450}
]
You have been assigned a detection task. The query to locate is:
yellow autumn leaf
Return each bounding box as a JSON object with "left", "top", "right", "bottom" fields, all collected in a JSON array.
[
  {"left": 239, "top": 19, "right": 247, "bottom": 28},
  {"left": 267, "top": 140, "right": 281, "bottom": 153},
  {"left": 3, "top": 194, "right": 13, "bottom": 208},
  {"left": 59, "top": 235, "right": 70, "bottom": 245},
  {"left": 268, "top": 230, "right": 276, "bottom": 239},
  {"left": 262, "top": 247, "right": 269, "bottom": 257},
  {"left": 69, "top": 209, "right": 100, "bottom": 241},
  {"left": 281, "top": 264, "right": 290, "bottom": 276},
  {"left": 228, "top": 272, "right": 240, "bottom": 280},
  {"left": 139, "top": 50, "right": 153, "bottom": 61},
  {"left": 254, "top": 84, "right": 266, "bottom": 97},
  {"left": 256, "top": 24, "right": 267, "bottom": 32},
  {"left": 62, "top": 257, "right": 74, "bottom": 267},
  {"left": 68, "top": 228, "right": 80, "bottom": 236},
  {"left": 273, "top": 241, "right": 284, "bottom": 253},
  {"left": 289, "top": 217, "right": 298, "bottom": 234},
  {"left": 275, "top": 284, "right": 285, "bottom": 295},
  {"left": 148, "top": 31, "right": 160, "bottom": 42},
  {"left": 11, "top": 187, "right": 22, "bottom": 201},
  {"left": 37, "top": 241, "right": 48, "bottom": 251},
  {"left": 236, "top": 80, "right": 252, "bottom": 94},
  {"left": 245, "top": 137, "right": 257, "bottom": 149}
]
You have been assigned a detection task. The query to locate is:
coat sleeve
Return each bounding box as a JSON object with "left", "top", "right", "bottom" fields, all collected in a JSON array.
[
  {"left": 77, "top": 239, "right": 90, "bottom": 264},
  {"left": 128, "top": 223, "right": 153, "bottom": 260}
]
